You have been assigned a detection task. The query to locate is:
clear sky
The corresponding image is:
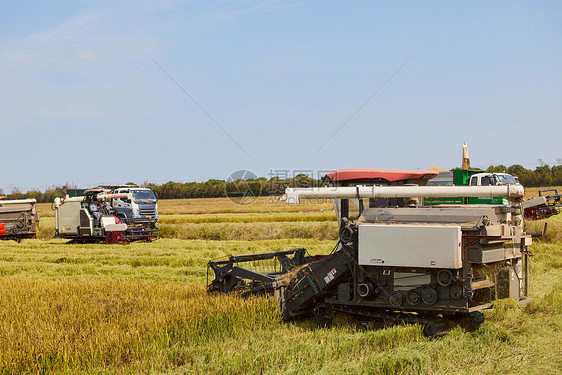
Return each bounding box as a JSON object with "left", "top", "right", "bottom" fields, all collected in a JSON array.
[{"left": 1, "top": 0, "right": 561, "bottom": 192}]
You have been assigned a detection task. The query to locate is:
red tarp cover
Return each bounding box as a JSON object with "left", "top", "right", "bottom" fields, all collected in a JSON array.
[
  {"left": 325, "top": 168, "right": 438, "bottom": 182},
  {"left": 0, "top": 223, "right": 5, "bottom": 236}
]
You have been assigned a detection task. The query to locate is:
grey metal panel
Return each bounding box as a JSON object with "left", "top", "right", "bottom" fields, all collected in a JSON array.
[
  {"left": 0, "top": 205, "right": 33, "bottom": 214},
  {"left": 56, "top": 201, "right": 81, "bottom": 235},
  {"left": 426, "top": 171, "right": 454, "bottom": 186},
  {"left": 80, "top": 209, "right": 91, "bottom": 228},
  {"left": 510, "top": 268, "right": 521, "bottom": 300},
  {"left": 468, "top": 246, "right": 506, "bottom": 263},
  {"left": 358, "top": 224, "right": 462, "bottom": 269},
  {"left": 360, "top": 207, "right": 497, "bottom": 225}
]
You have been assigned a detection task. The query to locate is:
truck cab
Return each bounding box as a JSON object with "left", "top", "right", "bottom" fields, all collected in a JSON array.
[
  {"left": 468, "top": 173, "right": 518, "bottom": 187},
  {"left": 425, "top": 171, "right": 520, "bottom": 206},
  {"left": 466, "top": 173, "right": 519, "bottom": 205},
  {"left": 110, "top": 187, "right": 158, "bottom": 225}
]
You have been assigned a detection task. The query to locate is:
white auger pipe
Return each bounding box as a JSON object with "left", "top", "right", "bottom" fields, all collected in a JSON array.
[
  {"left": 96, "top": 192, "right": 132, "bottom": 201},
  {"left": 54, "top": 193, "right": 132, "bottom": 207},
  {"left": 283, "top": 185, "right": 525, "bottom": 204},
  {"left": 0, "top": 199, "right": 37, "bottom": 205},
  {"left": 54, "top": 196, "right": 85, "bottom": 206}
]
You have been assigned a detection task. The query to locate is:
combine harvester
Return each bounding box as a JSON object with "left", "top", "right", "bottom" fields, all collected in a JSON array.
[
  {"left": 54, "top": 189, "right": 159, "bottom": 243},
  {"left": 522, "top": 189, "right": 562, "bottom": 220},
  {"left": 0, "top": 197, "right": 40, "bottom": 242},
  {"left": 208, "top": 169, "right": 533, "bottom": 336}
]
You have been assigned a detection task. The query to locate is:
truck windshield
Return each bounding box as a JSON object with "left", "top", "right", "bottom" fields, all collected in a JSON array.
[
  {"left": 496, "top": 175, "right": 517, "bottom": 185},
  {"left": 132, "top": 190, "right": 156, "bottom": 202}
]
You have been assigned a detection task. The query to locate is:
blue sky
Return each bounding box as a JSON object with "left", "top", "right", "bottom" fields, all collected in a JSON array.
[{"left": 1, "top": 0, "right": 561, "bottom": 192}]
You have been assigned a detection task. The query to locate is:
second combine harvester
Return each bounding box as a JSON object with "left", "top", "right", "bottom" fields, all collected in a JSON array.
[
  {"left": 208, "top": 169, "right": 532, "bottom": 336},
  {"left": 54, "top": 187, "right": 159, "bottom": 243}
]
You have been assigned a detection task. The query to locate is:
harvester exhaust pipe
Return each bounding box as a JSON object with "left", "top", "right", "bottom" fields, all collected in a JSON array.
[
  {"left": 462, "top": 142, "right": 471, "bottom": 170},
  {"left": 54, "top": 193, "right": 133, "bottom": 208}
]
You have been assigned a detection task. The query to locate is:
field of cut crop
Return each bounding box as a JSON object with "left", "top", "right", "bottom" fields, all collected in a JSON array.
[{"left": 0, "top": 196, "right": 561, "bottom": 374}]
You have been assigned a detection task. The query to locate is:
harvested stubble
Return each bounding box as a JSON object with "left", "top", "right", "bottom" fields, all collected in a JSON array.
[
  {"left": 157, "top": 197, "right": 333, "bottom": 215},
  {"left": 525, "top": 211, "right": 562, "bottom": 243},
  {"left": 159, "top": 211, "right": 336, "bottom": 224},
  {"left": 159, "top": 221, "right": 339, "bottom": 241},
  {"left": 0, "top": 238, "right": 335, "bottom": 283}
]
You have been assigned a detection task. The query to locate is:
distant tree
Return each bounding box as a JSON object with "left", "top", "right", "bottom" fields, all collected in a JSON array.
[
  {"left": 535, "top": 165, "right": 553, "bottom": 187},
  {"left": 486, "top": 165, "right": 507, "bottom": 173}
]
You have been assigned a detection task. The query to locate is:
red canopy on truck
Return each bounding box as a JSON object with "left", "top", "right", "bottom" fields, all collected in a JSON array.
[{"left": 324, "top": 168, "right": 438, "bottom": 183}]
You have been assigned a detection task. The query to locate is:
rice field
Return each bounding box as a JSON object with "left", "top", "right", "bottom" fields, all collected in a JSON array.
[{"left": 1, "top": 196, "right": 561, "bottom": 374}]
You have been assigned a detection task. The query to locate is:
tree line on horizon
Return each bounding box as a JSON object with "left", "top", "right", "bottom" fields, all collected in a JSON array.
[{"left": 2, "top": 164, "right": 561, "bottom": 203}]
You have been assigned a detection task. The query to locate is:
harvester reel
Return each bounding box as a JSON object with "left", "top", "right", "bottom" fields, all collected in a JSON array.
[{"left": 208, "top": 273, "right": 241, "bottom": 294}]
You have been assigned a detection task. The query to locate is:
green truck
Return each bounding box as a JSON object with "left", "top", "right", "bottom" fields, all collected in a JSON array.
[{"left": 424, "top": 170, "right": 519, "bottom": 206}]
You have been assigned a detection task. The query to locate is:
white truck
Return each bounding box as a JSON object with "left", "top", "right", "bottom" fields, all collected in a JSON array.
[
  {"left": 106, "top": 186, "right": 159, "bottom": 225},
  {"left": 426, "top": 171, "right": 521, "bottom": 205},
  {"left": 468, "top": 172, "right": 519, "bottom": 187}
]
